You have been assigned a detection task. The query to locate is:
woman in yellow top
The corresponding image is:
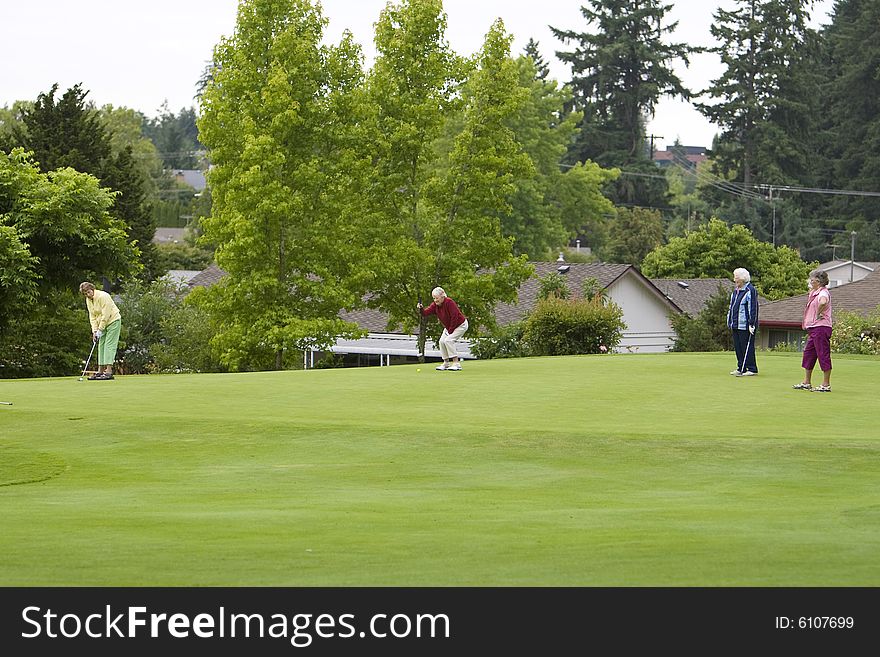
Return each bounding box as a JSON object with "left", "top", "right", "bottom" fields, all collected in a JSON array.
[{"left": 79, "top": 281, "right": 122, "bottom": 380}]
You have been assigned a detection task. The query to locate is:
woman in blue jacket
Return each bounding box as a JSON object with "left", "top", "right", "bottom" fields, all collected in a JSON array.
[{"left": 727, "top": 268, "right": 759, "bottom": 376}]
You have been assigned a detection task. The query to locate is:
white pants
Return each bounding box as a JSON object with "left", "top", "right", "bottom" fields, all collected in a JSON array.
[{"left": 439, "top": 320, "right": 468, "bottom": 360}]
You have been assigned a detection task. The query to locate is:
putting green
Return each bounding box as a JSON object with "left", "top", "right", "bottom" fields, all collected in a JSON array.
[{"left": 1, "top": 351, "right": 878, "bottom": 586}]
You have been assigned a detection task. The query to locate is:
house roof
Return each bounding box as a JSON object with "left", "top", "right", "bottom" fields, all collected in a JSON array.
[
  {"left": 152, "top": 227, "right": 187, "bottom": 244},
  {"left": 162, "top": 270, "right": 202, "bottom": 285},
  {"left": 493, "top": 262, "right": 681, "bottom": 326},
  {"left": 188, "top": 263, "right": 227, "bottom": 288},
  {"left": 185, "top": 261, "right": 683, "bottom": 330},
  {"left": 173, "top": 169, "right": 207, "bottom": 191},
  {"left": 760, "top": 268, "right": 880, "bottom": 327},
  {"left": 817, "top": 260, "right": 879, "bottom": 272},
  {"left": 650, "top": 278, "right": 733, "bottom": 317},
  {"left": 339, "top": 307, "right": 393, "bottom": 333}
]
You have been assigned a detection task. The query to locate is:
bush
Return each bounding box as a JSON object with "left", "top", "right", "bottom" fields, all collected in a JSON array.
[
  {"left": 537, "top": 273, "right": 571, "bottom": 300},
  {"left": 768, "top": 341, "right": 800, "bottom": 353},
  {"left": 831, "top": 307, "right": 880, "bottom": 355},
  {"left": 0, "top": 290, "right": 85, "bottom": 378},
  {"left": 118, "top": 279, "right": 224, "bottom": 373},
  {"left": 470, "top": 322, "right": 529, "bottom": 359},
  {"left": 523, "top": 296, "right": 624, "bottom": 356},
  {"left": 670, "top": 287, "right": 733, "bottom": 352},
  {"left": 152, "top": 302, "right": 225, "bottom": 373}
]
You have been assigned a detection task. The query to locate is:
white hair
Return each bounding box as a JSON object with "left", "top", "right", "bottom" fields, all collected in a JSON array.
[
  {"left": 431, "top": 287, "right": 446, "bottom": 298},
  {"left": 733, "top": 268, "right": 751, "bottom": 283}
]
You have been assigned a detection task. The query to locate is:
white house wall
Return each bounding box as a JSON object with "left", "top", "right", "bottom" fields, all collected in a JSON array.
[{"left": 606, "top": 275, "right": 676, "bottom": 353}]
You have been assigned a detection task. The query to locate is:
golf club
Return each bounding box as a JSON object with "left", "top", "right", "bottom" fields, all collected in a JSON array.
[
  {"left": 0, "top": 401, "right": 12, "bottom": 405},
  {"left": 739, "top": 329, "right": 755, "bottom": 375},
  {"left": 78, "top": 339, "right": 98, "bottom": 381}
]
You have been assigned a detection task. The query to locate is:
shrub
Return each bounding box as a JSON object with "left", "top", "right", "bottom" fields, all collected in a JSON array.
[
  {"left": 537, "top": 273, "right": 571, "bottom": 300},
  {"left": 670, "top": 287, "right": 733, "bottom": 352},
  {"left": 523, "top": 296, "right": 624, "bottom": 356},
  {"left": 470, "top": 322, "right": 529, "bottom": 359},
  {"left": 831, "top": 307, "right": 880, "bottom": 355},
  {"left": 768, "top": 341, "right": 800, "bottom": 353},
  {"left": 152, "top": 302, "right": 225, "bottom": 373}
]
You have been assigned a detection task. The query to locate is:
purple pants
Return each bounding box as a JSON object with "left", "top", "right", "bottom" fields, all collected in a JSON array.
[{"left": 802, "top": 326, "right": 832, "bottom": 372}]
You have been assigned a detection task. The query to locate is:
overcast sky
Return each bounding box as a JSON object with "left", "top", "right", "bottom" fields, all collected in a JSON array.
[{"left": 1, "top": 0, "right": 833, "bottom": 150}]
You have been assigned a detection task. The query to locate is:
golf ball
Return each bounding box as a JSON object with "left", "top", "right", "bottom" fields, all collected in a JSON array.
[{"left": 417, "top": 368, "right": 421, "bottom": 372}]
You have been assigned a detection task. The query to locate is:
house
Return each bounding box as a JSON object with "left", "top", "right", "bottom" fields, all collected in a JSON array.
[
  {"left": 172, "top": 169, "right": 207, "bottom": 192},
  {"left": 494, "top": 262, "right": 682, "bottom": 353},
  {"left": 649, "top": 278, "right": 734, "bottom": 317},
  {"left": 758, "top": 268, "right": 880, "bottom": 349},
  {"left": 152, "top": 227, "right": 187, "bottom": 244},
  {"left": 186, "top": 262, "right": 745, "bottom": 364},
  {"left": 816, "top": 260, "right": 878, "bottom": 288},
  {"left": 652, "top": 145, "right": 708, "bottom": 170},
  {"left": 162, "top": 270, "right": 202, "bottom": 286}
]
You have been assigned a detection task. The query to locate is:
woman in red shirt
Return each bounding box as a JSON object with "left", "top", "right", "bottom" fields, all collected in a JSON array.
[{"left": 418, "top": 287, "right": 469, "bottom": 371}]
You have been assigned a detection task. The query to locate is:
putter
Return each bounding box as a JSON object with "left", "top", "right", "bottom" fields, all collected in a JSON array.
[
  {"left": 0, "top": 401, "right": 12, "bottom": 405},
  {"left": 740, "top": 330, "right": 755, "bottom": 374},
  {"left": 78, "top": 339, "right": 98, "bottom": 381}
]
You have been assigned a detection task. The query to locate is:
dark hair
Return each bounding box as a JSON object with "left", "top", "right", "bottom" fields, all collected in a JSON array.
[{"left": 809, "top": 269, "right": 829, "bottom": 287}]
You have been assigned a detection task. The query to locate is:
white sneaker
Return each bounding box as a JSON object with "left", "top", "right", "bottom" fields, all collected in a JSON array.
[
  {"left": 448, "top": 363, "right": 461, "bottom": 371},
  {"left": 730, "top": 370, "right": 740, "bottom": 375},
  {"left": 435, "top": 364, "right": 449, "bottom": 371},
  {"left": 736, "top": 370, "right": 756, "bottom": 376}
]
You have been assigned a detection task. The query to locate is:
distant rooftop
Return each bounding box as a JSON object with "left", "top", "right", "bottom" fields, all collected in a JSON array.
[{"left": 653, "top": 145, "right": 708, "bottom": 169}]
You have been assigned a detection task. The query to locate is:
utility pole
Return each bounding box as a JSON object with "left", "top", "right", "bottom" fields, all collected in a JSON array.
[
  {"left": 769, "top": 186, "right": 776, "bottom": 247},
  {"left": 647, "top": 134, "right": 664, "bottom": 161},
  {"left": 850, "top": 231, "right": 857, "bottom": 282}
]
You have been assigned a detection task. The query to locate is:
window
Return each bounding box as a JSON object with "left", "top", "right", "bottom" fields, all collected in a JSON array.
[{"left": 768, "top": 329, "right": 807, "bottom": 350}]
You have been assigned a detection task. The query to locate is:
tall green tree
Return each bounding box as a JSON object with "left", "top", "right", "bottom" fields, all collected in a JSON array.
[
  {"left": 502, "top": 55, "right": 617, "bottom": 258},
  {"left": 695, "top": 0, "right": 820, "bottom": 237},
  {"left": 9, "top": 85, "right": 157, "bottom": 281},
  {"left": 196, "top": 0, "right": 367, "bottom": 371},
  {"left": 0, "top": 148, "right": 140, "bottom": 376},
  {"left": 813, "top": 0, "right": 880, "bottom": 258},
  {"left": 640, "top": 218, "right": 813, "bottom": 299},
  {"left": 143, "top": 103, "right": 203, "bottom": 169},
  {"left": 523, "top": 38, "right": 550, "bottom": 80},
  {"left": 102, "top": 146, "right": 159, "bottom": 280},
  {"left": 601, "top": 206, "right": 664, "bottom": 265},
  {"left": 551, "top": 0, "right": 696, "bottom": 207},
  {"left": 13, "top": 84, "right": 111, "bottom": 175},
  {"left": 362, "top": 2, "right": 533, "bottom": 357},
  {"left": 0, "top": 149, "right": 139, "bottom": 291}
]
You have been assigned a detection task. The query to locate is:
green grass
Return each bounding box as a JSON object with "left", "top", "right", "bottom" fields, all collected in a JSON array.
[{"left": 1, "top": 352, "right": 878, "bottom": 586}]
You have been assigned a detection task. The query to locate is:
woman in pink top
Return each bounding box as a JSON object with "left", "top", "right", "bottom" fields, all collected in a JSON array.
[{"left": 793, "top": 269, "right": 833, "bottom": 392}]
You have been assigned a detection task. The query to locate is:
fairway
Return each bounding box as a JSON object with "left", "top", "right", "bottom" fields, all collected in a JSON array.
[{"left": 1, "top": 352, "right": 878, "bottom": 586}]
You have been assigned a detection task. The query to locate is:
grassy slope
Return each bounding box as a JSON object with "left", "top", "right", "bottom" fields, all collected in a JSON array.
[{"left": 1, "top": 352, "right": 878, "bottom": 586}]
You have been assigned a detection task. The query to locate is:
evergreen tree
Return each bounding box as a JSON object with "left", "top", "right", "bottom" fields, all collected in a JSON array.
[
  {"left": 523, "top": 38, "right": 550, "bottom": 80},
  {"left": 695, "top": 0, "right": 820, "bottom": 243},
  {"left": 601, "top": 206, "right": 664, "bottom": 265},
  {"left": 102, "top": 146, "right": 159, "bottom": 280},
  {"left": 8, "top": 85, "right": 157, "bottom": 281},
  {"left": 814, "top": 0, "right": 880, "bottom": 258},
  {"left": 13, "top": 84, "right": 111, "bottom": 175},
  {"left": 142, "top": 103, "right": 202, "bottom": 169},
  {"left": 550, "top": 0, "right": 696, "bottom": 207}
]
